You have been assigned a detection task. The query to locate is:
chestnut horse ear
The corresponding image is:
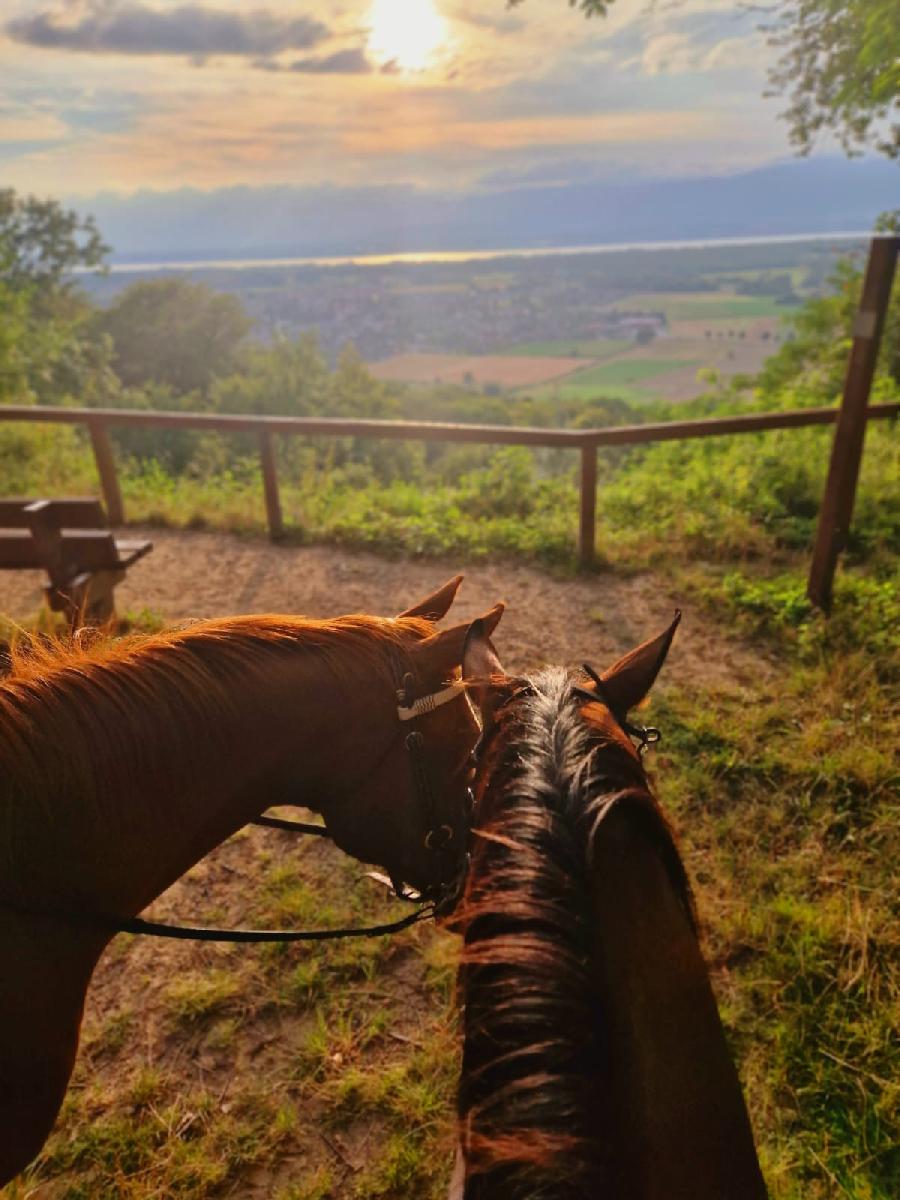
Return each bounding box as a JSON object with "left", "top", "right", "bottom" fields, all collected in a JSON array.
[
  {"left": 398, "top": 575, "right": 464, "bottom": 621},
  {"left": 599, "top": 610, "right": 681, "bottom": 715},
  {"left": 462, "top": 616, "right": 509, "bottom": 737},
  {"left": 413, "top": 602, "right": 504, "bottom": 675},
  {"left": 462, "top": 617, "right": 505, "bottom": 707}
]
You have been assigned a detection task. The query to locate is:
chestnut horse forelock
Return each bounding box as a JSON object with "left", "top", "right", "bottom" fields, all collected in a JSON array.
[
  {"left": 455, "top": 667, "right": 695, "bottom": 1196},
  {"left": 0, "top": 613, "right": 433, "bottom": 856}
]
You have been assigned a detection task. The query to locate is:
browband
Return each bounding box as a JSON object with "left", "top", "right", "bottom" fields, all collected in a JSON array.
[{"left": 397, "top": 680, "right": 468, "bottom": 721}]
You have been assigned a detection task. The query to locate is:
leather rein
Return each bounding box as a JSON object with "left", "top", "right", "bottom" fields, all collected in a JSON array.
[{"left": 5, "top": 675, "right": 473, "bottom": 946}]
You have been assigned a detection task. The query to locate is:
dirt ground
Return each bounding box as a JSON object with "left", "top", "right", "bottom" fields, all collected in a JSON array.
[{"left": 0, "top": 527, "right": 767, "bottom": 690}]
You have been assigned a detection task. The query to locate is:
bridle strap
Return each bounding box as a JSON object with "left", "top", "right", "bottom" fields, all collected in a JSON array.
[
  {"left": 0, "top": 675, "right": 469, "bottom": 945},
  {"left": 397, "top": 680, "right": 467, "bottom": 721},
  {"left": 253, "top": 814, "right": 329, "bottom": 836},
  {"left": 574, "top": 663, "right": 662, "bottom": 755}
]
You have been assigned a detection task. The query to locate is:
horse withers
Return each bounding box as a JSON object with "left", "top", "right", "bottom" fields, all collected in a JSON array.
[
  {"left": 452, "top": 616, "right": 767, "bottom": 1199},
  {"left": 0, "top": 575, "right": 501, "bottom": 1185}
]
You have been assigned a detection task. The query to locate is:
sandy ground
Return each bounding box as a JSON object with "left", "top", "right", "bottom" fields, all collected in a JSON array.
[{"left": 0, "top": 527, "right": 768, "bottom": 691}]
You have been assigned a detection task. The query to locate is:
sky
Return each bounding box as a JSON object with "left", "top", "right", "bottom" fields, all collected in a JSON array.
[{"left": 0, "top": 0, "right": 803, "bottom": 200}]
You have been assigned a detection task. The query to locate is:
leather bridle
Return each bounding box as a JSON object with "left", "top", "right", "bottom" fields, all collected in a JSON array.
[{"left": 1, "top": 673, "right": 475, "bottom": 945}]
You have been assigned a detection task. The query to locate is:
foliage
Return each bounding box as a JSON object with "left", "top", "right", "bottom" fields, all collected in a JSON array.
[
  {"left": 764, "top": 0, "right": 900, "bottom": 159},
  {"left": 755, "top": 256, "right": 899, "bottom": 393},
  {"left": 700, "top": 569, "right": 900, "bottom": 665},
  {"left": 0, "top": 189, "right": 108, "bottom": 290},
  {"left": 97, "top": 278, "right": 253, "bottom": 394},
  {"left": 0, "top": 190, "right": 116, "bottom": 407}
]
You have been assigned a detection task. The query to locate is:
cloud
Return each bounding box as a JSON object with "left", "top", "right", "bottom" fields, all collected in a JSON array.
[
  {"left": 6, "top": 2, "right": 328, "bottom": 58},
  {"left": 443, "top": 5, "right": 527, "bottom": 35},
  {"left": 0, "top": 105, "right": 69, "bottom": 142},
  {"left": 255, "top": 47, "right": 374, "bottom": 75},
  {"left": 638, "top": 29, "right": 765, "bottom": 76}
]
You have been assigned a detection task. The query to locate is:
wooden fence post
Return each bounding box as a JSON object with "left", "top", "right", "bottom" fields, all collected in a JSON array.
[
  {"left": 258, "top": 430, "right": 284, "bottom": 540},
  {"left": 88, "top": 420, "right": 125, "bottom": 526},
  {"left": 579, "top": 443, "right": 597, "bottom": 567},
  {"left": 807, "top": 236, "right": 899, "bottom": 613}
]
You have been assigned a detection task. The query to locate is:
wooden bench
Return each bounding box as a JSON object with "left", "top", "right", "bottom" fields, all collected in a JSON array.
[{"left": 0, "top": 498, "right": 152, "bottom": 626}]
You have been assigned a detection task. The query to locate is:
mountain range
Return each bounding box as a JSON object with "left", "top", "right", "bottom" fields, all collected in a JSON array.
[{"left": 72, "top": 157, "right": 898, "bottom": 264}]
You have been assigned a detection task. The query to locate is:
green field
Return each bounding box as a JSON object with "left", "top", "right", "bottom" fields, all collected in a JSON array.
[
  {"left": 498, "top": 338, "right": 632, "bottom": 359},
  {"left": 524, "top": 356, "right": 700, "bottom": 399},
  {"left": 611, "top": 292, "right": 798, "bottom": 320},
  {"left": 701, "top": 267, "right": 809, "bottom": 290}
]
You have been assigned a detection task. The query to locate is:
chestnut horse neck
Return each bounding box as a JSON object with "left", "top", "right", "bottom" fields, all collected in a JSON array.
[
  {"left": 0, "top": 613, "right": 429, "bottom": 915},
  {"left": 456, "top": 667, "right": 766, "bottom": 1200}
]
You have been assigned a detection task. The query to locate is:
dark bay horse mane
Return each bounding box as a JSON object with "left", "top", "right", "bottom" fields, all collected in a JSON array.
[
  {"left": 455, "top": 666, "right": 696, "bottom": 1196},
  {"left": 0, "top": 613, "right": 431, "bottom": 843}
]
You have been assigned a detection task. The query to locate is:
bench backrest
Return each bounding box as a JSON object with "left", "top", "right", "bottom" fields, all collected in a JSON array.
[
  {"left": 0, "top": 498, "right": 107, "bottom": 529},
  {"left": 0, "top": 529, "right": 121, "bottom": 571}
]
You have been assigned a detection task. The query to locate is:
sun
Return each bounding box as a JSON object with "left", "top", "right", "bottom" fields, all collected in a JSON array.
[{"left": 368, "top": 0, "right": 448, "bottom": 72}]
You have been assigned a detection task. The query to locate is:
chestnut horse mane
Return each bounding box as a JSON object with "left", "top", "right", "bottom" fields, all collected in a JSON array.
[
  {"left": 456, "top": 667, "right": 694, "bottom": 1196},
  {"left": 0, "top": 613, "right": 431, "bottom": 855}
]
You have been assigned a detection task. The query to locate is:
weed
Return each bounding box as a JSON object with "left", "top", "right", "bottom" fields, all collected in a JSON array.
[{"left": 165, "top": 968, "right": 242, "bottom": 1025}]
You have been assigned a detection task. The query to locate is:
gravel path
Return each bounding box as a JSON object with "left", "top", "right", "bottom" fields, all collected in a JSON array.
[{"left": 0, "top": 527, "right": 767, "bottom": 689}]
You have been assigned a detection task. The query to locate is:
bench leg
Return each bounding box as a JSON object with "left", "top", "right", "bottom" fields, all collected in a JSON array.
[{"left": 47, "top": 569, "right": 125, "bottom": 630}]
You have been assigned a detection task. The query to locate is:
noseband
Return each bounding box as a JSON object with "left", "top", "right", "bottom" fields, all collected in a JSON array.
[{"left": 393, "top": 671, "right": 471, "bottom": 911}]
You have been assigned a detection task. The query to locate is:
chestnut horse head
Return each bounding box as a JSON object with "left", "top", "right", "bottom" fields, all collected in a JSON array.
[
  {"left": 453, "top": 616, "right": 767, "bottom": 1199},
  {"left": 314, "top": 574, "right": 504, "bottom": 901},
  {"left": 0, "top": 575, "right": 502, "bottom": 1186}
]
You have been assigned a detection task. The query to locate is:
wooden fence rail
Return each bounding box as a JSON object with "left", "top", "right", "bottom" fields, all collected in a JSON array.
[
  {"left": 1, "top": 234, "right": 897, "bottom": 608},
  {"left": 1, "top": 398, "right": 896, "bottom": 587}
]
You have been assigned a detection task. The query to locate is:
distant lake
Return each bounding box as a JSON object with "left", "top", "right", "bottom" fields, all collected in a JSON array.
[{"left": 106, "top": 230, "right": 871, "bottom": 274}]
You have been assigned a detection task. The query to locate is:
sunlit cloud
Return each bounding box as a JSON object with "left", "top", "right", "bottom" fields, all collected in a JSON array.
[
  {"left": 0, "top": 0, "right": 796, "bottom": 197},
  {"left": 254, "top": 48, "right": 375, "bottom": 75}
]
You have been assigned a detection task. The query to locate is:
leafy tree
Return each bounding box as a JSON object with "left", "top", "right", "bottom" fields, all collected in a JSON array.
[
  {"left": 0, "top": 190, "right": 116, "bottom": 406},
  {"left": 97, "top": 278, "right": 253, "bottom": 395},
  {"left": 764, "top": 0, "right": 899, "bottom": 159},
  {"left": 756, "top": 257, "right": 900, "bottom": 398},
  {"left": 0, "top": 284, "right": 31, "bottom": 402},
  {"left": 0, "top": 189, "right": 108, "bottom": 290}
]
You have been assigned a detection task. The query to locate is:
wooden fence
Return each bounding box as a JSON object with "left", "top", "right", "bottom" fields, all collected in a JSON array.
[{"left": 1, "top": 236, "right": 897, "bottom": 611}]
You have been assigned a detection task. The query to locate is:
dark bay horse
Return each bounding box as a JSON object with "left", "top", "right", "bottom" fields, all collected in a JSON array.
[
  {"left": 452, "top": 617, "right": 767, "bottom": 1199},
  {"left": 0, "top": 575, "right": 502, "bottom": 1185}
]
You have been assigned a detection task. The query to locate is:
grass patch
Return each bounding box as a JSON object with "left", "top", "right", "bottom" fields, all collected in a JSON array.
[
  {"left": 497, "top": 337, "right": 632, "bottom": 358},
  {"left": 165, "top": 969, "right": 242, "bottom": 1025},
  {"left": 569, "top": 357, "right": 699, "bottom": 386}
]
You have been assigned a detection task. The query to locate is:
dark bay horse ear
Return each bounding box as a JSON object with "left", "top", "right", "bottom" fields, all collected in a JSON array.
[
  {"left": 398, "top": 575, "right": 464, "bottom": 621},
  {"left": 599, "top": 610, "right": 681, "bottom": 715}
]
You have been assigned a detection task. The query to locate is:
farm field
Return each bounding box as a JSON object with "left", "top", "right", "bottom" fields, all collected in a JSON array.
[
  {"left": 497, "top": 338, "right": 632, "bottom": 358},
  {"left": 367, "top": 291, "right": 794, "bottom": 404},
  {"left": 367, "top": 352, "right": 586, "bottom": 389}
]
